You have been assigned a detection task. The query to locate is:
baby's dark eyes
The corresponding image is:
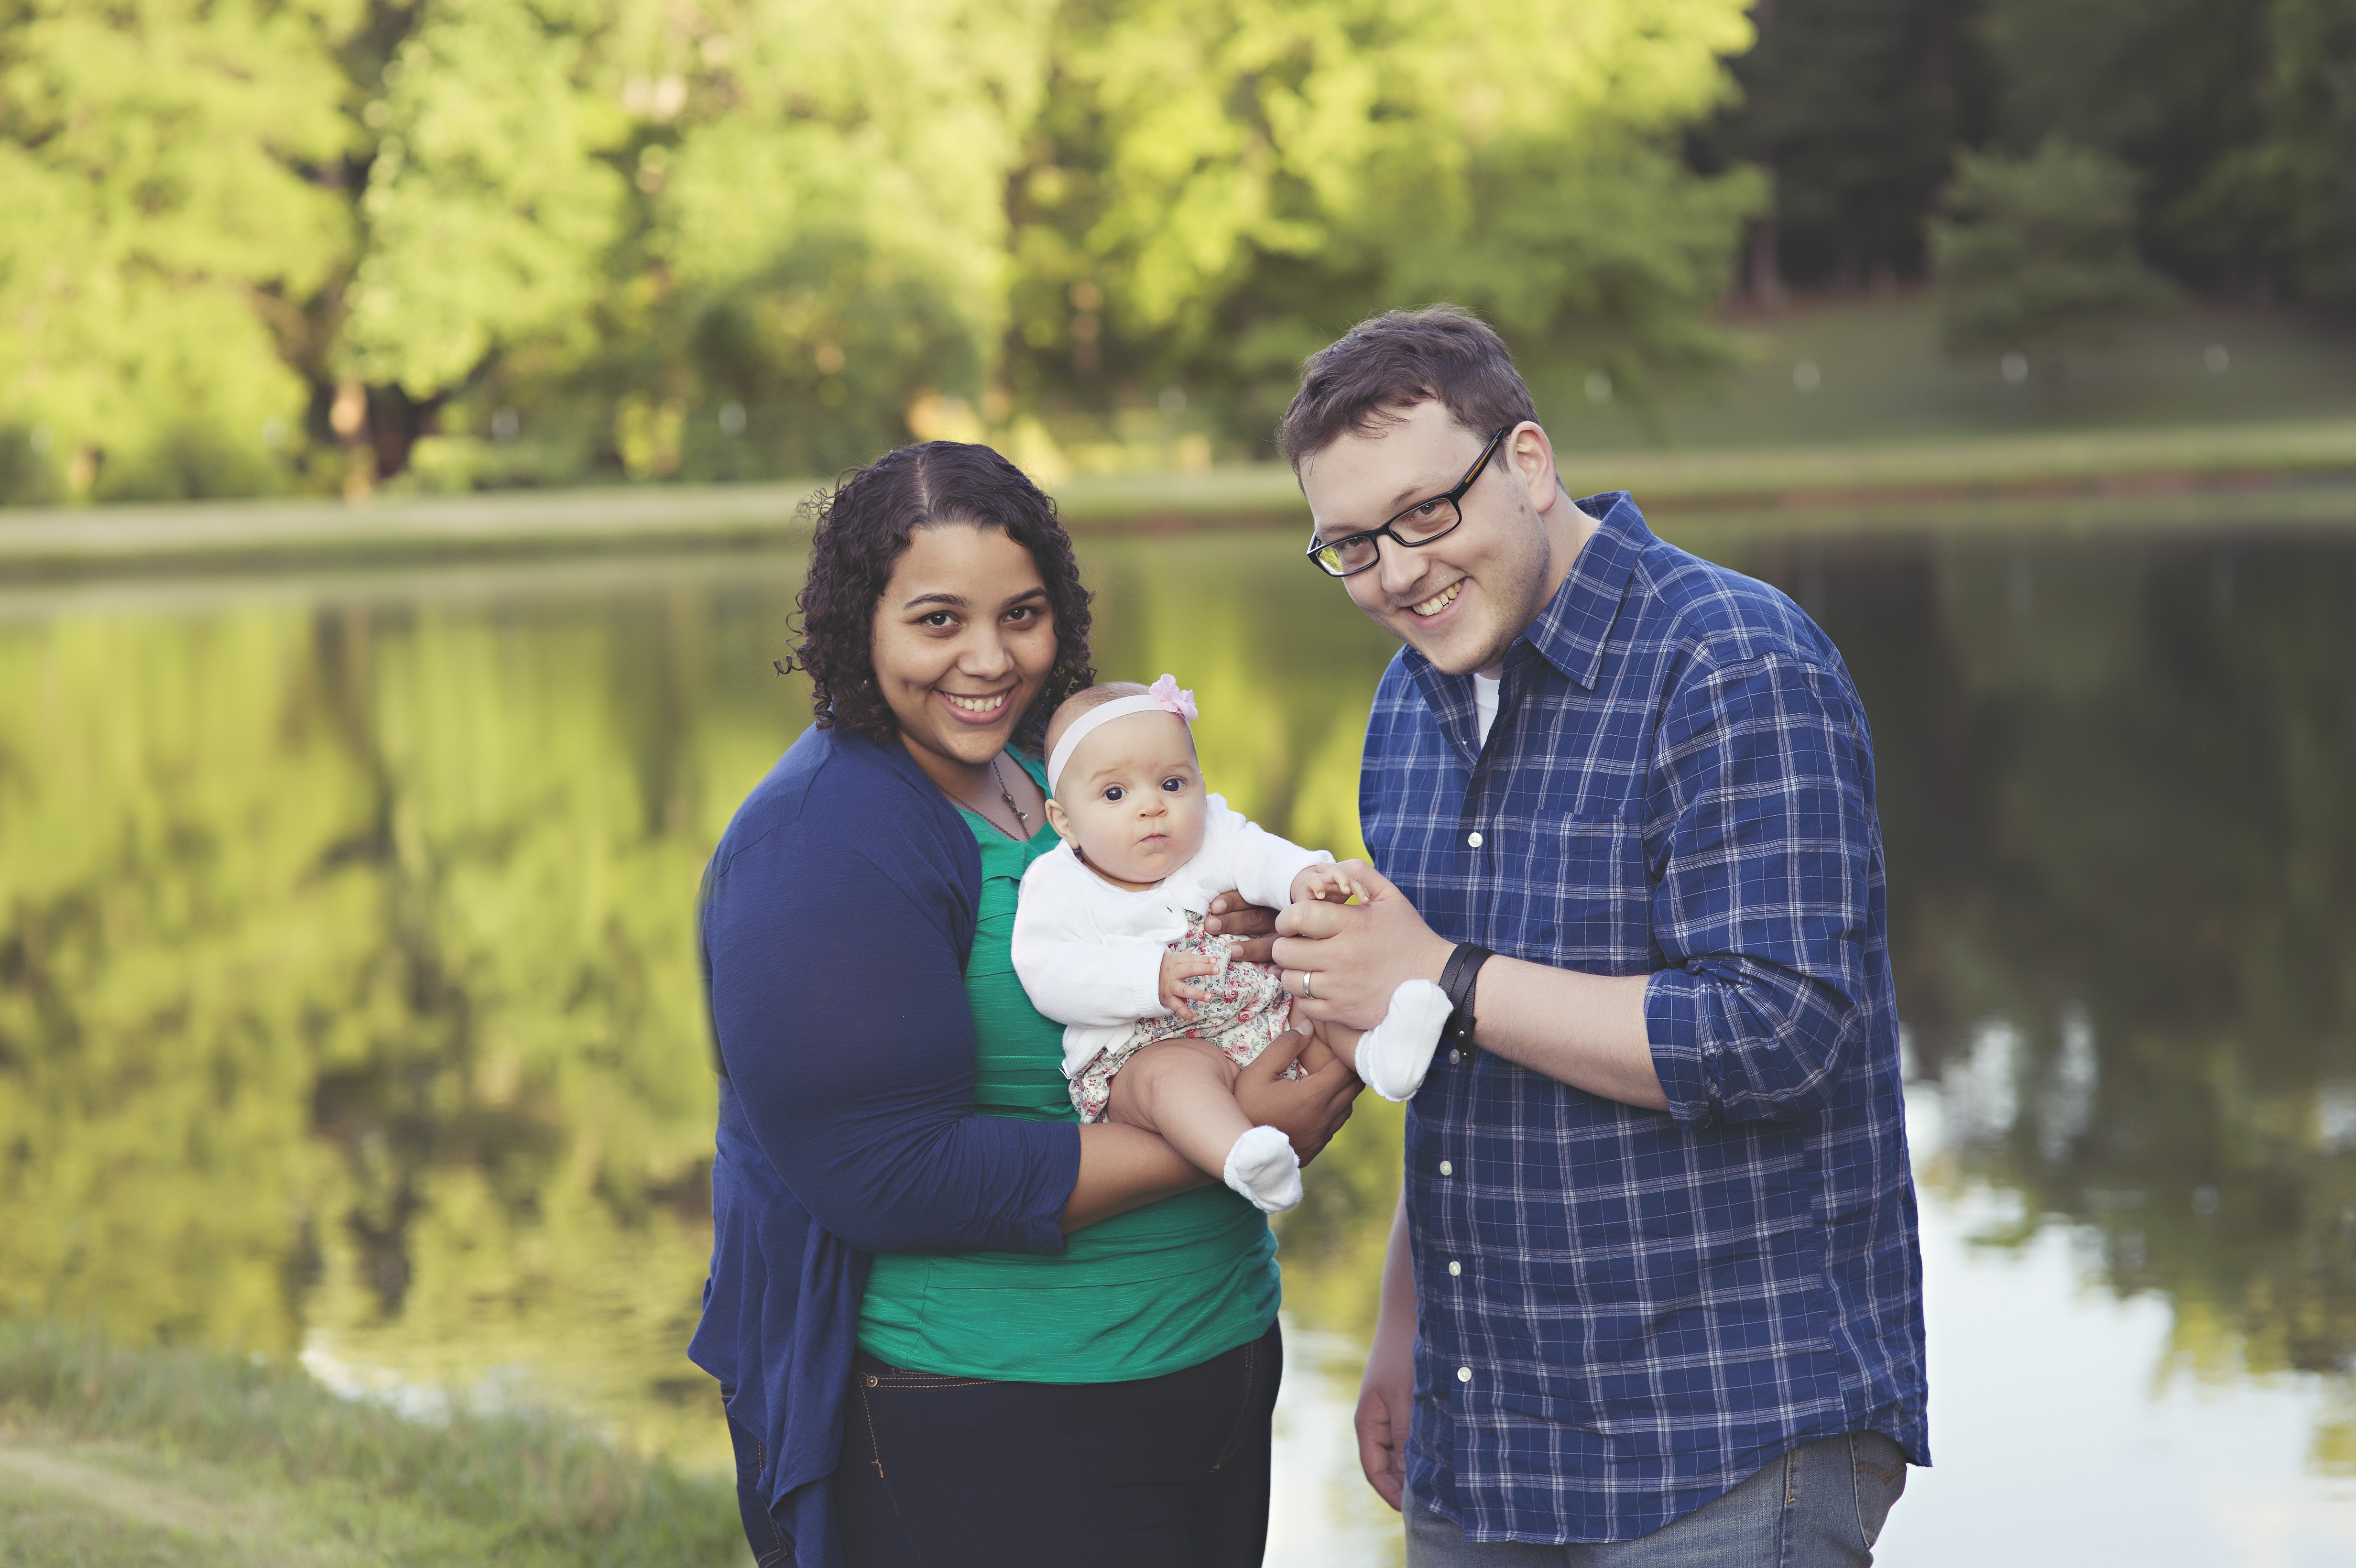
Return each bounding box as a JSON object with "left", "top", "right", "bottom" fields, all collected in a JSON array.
[
  {"left": 1160, "top": 776, "right": 1185, "bottom": 793},
  {"left": 1102, "top": 785, "right": 1125, "bottom": 802}
]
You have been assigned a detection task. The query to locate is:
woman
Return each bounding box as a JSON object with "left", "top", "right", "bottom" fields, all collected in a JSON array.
[{"left": 689, "top": 441, "right": 1361, "bottom": 1568}]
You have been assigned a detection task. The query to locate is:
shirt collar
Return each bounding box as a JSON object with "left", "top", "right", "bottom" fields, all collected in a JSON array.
[
  {"left": 1517, "top": 491, "right": 1647, "bottom": 691},
  {"left": 1403, "top": 492, "right": 1650, "bottom": 758}
]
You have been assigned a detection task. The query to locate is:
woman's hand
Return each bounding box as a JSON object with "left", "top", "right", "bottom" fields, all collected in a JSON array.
[
  {"left": 1233, "top": 1033, "right": 1362, "bottom": 1165},
  {"left": 1201, "top": 891, "right": 1278, "bottom": 965}
]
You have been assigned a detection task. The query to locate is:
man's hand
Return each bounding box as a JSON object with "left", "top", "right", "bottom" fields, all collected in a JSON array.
[
  {"left": 1201, "top": 890, "right": 1278, "bottom": 965},
  {"left": 1232, "top": 1033, "right": 1361, "bottom": 1165},
  {"left": 1157, "top": 950, "right": 1220, "bottom": 1021},
  {"left": 1274, "top": 863, "right": 1453, "bottom": 1032},
  {"left": 1356, "top": 1189, "right": 1416, "bottom": 1510},
  {"left": 1355, "top": 1347, "right": 1411, "bottom": 1511}
]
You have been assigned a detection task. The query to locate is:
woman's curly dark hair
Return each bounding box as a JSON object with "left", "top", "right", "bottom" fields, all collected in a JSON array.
[{"left": 781, "top": 441, "right": 1095, "bottom": 754}]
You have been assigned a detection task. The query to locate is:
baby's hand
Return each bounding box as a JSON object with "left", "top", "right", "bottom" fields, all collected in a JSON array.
[
  {"left": 1159, "top": 950, "right": 1222, "bottom": 1021},
  {"left": 1290, "top": 860, "right": 1372, "bottom": 907}
]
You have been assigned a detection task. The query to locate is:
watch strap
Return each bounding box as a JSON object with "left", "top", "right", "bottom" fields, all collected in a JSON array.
[{"left": 1438, "top": 942, "right": 1494, "bottom": 1045}]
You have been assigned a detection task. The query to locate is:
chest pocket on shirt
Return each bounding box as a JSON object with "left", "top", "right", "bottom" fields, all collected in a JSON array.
[{"left": 1534, "top": 814, "right": 1652, "bottom": 973}]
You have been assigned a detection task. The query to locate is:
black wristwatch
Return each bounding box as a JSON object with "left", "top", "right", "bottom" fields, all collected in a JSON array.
[{"left": 1437, "top": 942, "right": 1494, "bottom": 1049}]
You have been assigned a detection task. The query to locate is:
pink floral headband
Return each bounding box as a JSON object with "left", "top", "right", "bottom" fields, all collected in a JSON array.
[{"left": 1046, "top": 674, "right": 1198, "bottom": 795}]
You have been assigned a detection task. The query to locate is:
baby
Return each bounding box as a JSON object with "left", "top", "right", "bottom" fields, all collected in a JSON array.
[{"left": 1010, "top": 675, "right": 1453, "bottom": 1213}]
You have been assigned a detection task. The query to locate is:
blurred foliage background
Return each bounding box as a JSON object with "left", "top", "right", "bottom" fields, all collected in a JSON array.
[
  {"left": 15, "top": 0, "right": 2356, "bottom": 505},
  {"left": 0, "top": 0, "right": 1756, "bottom": 501}
]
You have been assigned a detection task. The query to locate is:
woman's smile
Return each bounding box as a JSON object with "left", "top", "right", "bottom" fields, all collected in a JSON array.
[{"left": 940, "top": 686, "right": 1016, "bottom": 722}]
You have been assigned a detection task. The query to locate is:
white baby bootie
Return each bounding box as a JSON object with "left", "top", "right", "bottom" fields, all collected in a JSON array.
[
  {"left": 1351, "top": 979, "right": 1455, "bottom": 1101},
  {"left": 1222, "top": 1125, "right": 1303, "bottom": 1214}
]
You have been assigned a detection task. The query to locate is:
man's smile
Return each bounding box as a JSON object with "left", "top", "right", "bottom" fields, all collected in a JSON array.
[{"left": 1408, "top": 580, "right": 1465, "bottom": 618}]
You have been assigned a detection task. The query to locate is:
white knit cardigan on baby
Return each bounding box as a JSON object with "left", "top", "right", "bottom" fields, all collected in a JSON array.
[{"left": 1009, "top": 795, "right": 1332, "bottom": 1078}]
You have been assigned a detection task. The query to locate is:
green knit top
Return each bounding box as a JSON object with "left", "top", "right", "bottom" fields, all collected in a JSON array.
[{"left": 854, "top": 755, "right": 1279, "bottom": 1381}]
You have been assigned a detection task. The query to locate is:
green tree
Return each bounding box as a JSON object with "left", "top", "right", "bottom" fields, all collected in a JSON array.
[
  {"left": 0, "top": 0, "right": 355, "bottom": 501},
  {"left": 2175, "top": 0, "right": 2356, "bottom": 307},
  {"left": 1709, "top": 0, "right": 1994, "bottom": 294},
  {"left": 1005, "top": 0, "right": 1762, "bottom": 446},
  {"left": 0, "top": 0, "right": 1765, "bottom": 499},
  {"left": 375, "top": 0, "right": 1058, "bottom": 486},
  {"left": 1930, "top": 137, "right": 2180, "bottom": 376},
  {"left": 340, "top": 0, "right": 630, "bottom": 425},
  {"left": 636, "top": 0, "right": 1058, "bottom": 478},
  {"left": 1978, "top": 0, "right": 2272, "bottom": 288}
]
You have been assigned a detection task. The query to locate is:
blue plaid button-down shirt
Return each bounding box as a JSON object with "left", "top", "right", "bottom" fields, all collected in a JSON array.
[{"left": 1362, "top": 494, "right": 1928, "bottom": 1544}]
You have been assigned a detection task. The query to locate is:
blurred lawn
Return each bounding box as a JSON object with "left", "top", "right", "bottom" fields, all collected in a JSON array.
[
  {"left": 1541, "top": 294, "right": 2356, "bottom": 450},
  {"left": 0, "top": 1320, "right": 743, "bottom": 1568}
]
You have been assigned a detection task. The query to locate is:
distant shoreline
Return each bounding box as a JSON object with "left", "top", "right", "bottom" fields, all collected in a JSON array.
[{"left": 8, "top": 417, "right": 2356, "bottom": 579}]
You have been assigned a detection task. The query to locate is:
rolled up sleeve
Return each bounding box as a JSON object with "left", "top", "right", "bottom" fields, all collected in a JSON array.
[{"left": 1643, "top": 652, "right": 1875, "bottom": 1129}]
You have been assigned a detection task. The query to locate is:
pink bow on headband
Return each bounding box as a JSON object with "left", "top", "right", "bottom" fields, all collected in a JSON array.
[{"left": 1149, "top": 674, "right": 1199, "bottom": 721}]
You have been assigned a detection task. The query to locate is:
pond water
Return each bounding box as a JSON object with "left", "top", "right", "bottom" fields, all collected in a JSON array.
[{"left": 3, "top": 511, "right": 2354, "bottom": 1565}]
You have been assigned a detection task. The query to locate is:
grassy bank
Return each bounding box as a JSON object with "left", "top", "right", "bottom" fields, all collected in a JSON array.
[
  {"left": 1544, "top": 294, "right": 2356, "bottom": 450},
  {"left": 7, "top": 412, "right": 2356, "bottom": 578},
  {"left": 0, "top": 1319, "right": 744, "bottom": 1568}
]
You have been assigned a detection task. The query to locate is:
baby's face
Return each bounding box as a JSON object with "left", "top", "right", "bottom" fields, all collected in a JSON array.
[{"left": 1049, "top": 711, "right": 1209, "bottom": 888}]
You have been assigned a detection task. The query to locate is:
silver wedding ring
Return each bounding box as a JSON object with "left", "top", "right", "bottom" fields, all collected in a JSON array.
[{"left": 1302, "top": 971, "right": 1315, "bottom": 1000}]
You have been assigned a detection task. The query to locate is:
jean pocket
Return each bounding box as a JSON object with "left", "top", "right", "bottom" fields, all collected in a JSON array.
[
  {"left": 1849, "top": 1430, "right": 1908, "bottom": 1549},
  {"left": 861, "top": 1364, "right": 1002, "bottom": 1391}
]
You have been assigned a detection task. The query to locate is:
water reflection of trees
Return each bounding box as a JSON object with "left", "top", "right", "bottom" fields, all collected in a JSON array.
[
  {"left": 1732, "top": 526, "right": 2356, "bottom": 1459},
  {"left": 0, "top": 580, "right": 809, "bottom": 1463},
  {"left": 5, "top": 523, "right": 2353, "bottom": 1471},
  {"left": 0, "top": 538, "right": 1409, "bottom": 1466}
]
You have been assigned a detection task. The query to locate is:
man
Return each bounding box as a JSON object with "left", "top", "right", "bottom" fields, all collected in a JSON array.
[{"left": 1267, "top": 306, "right": 1927, "bottom": 1564}]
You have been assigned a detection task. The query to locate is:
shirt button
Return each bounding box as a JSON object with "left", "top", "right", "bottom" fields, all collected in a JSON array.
[
  {"left": 1450, "top": 1048, "right": 1462, "bottom": 1064},
  {"left": 1439, "top": 1159, "right": 1454, "bottom": 1176},
  {"left": 1457, "top": 1366, "right": 1472, "bottom": 1383},
  {"left": 1448, "top": 1260, "right": 1462, "bottom": 1276},
  {"left": 1466, "top": 830, "right": 1483, "bottom": 847}
]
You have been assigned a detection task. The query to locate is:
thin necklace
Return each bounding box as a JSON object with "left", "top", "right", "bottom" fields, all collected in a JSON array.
[{"left": 977, "top": 754, "right": 1035, "bottom": 839}]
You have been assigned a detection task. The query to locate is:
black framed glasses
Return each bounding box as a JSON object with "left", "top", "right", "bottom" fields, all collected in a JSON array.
[{"left": 1304, "top": 425, "right": 1511, "bottom": 578}]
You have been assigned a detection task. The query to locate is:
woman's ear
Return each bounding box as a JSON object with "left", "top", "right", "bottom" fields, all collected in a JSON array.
[{"left": 1044, "top": 795, "right": 1074, "bottom": 843}]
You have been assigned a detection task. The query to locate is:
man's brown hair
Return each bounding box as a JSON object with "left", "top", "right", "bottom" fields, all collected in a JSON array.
[{"left": 1276, "top": 305, "right": 1538, "bottom": 471}]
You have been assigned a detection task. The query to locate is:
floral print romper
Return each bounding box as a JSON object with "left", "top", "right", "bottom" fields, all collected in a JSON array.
[{"left": 1067, "top": 912, "right": 1303, "bottom": 1122}]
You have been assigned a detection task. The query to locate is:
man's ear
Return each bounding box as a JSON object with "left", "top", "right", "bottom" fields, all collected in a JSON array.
[
  {"left": 1506, "top": 420, "right": 1562, "bottom": 515},
  {"left": 1044, "top": 795, "right": 1073, "bottom": 842}
]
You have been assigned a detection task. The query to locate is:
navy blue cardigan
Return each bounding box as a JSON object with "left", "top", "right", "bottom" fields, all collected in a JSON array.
[{"left": 688, "top": 726, "right": 1083, "bottom": 1567}]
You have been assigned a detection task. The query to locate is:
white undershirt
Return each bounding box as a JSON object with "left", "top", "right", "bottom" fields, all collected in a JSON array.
[{"left": 1473, "top": 673, "right": 1501, "bottom": 747}]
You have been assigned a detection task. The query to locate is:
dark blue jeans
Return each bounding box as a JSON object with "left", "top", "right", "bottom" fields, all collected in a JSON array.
[{"left": 729, "top": 1319, "right": 1283, "bottom": 1568}]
